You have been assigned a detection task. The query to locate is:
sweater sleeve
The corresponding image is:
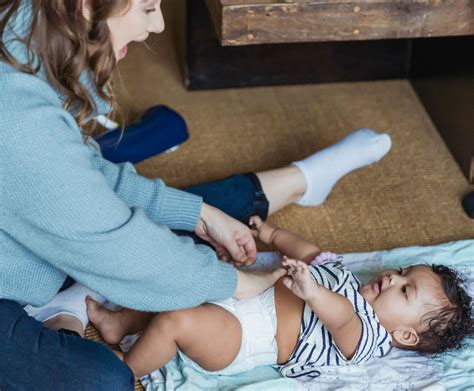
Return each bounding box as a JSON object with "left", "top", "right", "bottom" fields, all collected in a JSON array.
[
  {"left": 1, "top": 71, "right": 237, "bottom": 312},
  {"left": 90, "top": 150, "right": 202, "bottom": 231}
]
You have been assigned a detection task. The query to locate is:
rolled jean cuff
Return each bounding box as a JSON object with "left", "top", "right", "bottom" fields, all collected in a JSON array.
[{"left": 243, "top": 173, "right": 269, "bottom": 222}]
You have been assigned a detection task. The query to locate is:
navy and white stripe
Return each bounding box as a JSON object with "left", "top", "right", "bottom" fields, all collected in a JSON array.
[{"left": 279, "top": 260, "right": 392, "bottom": 380}]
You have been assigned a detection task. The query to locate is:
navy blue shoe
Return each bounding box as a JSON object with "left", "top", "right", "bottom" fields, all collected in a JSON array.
[
  {"left": 94, "top": 105, "right": 189, "bottom": 164},
  {"left": 462, "top": 191, "right": 474, "bottom": 219}
]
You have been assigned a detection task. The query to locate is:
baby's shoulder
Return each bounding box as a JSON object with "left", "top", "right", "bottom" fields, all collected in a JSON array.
[{"left": 309, "top": 258, "right": 359, "bottom": 291}]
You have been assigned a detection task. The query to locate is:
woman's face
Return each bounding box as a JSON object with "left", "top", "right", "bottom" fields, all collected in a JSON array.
[{"left": 106, "top": 0, "right": 165, "bottom": 61}]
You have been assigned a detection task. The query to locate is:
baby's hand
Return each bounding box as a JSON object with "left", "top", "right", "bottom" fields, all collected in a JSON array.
[
  {"left": 282, "top": 256, "right": 318, "bottom": 301},
  {"left": 249, "top": 216, "right": 278, "bottom": 244}
]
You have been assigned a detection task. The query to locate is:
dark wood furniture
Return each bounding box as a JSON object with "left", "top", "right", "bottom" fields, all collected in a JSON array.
[{"left": 205, "top": 0, "right": 474, "bottom": 46}]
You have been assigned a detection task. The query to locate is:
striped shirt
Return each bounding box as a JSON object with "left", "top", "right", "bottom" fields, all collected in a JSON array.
[{"left": 279, "top": 260, "right": 392, "bottom": 380}]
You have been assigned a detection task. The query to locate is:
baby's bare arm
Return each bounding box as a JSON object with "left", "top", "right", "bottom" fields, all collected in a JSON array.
[
  {"left": 250, "top": 216, "right": 321, "bottom": 262},
  {"left": 283, "top": 258, "right": 361, "bottom": 360},
  {"left": 306, "top": 286, "right": 361, "bottom": 359},
  {"left": 272, "top": 228, "right": 321, "bottom": 263}
]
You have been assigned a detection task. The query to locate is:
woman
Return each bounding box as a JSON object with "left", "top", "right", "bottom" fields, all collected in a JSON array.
[{"left": 0, "top": 0, "right": 391, "bottom": 389}]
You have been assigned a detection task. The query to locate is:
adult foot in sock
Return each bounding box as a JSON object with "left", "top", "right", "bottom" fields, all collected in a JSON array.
[
  {"left": 24, "top": 282, "right": 107, "bottom": 330},
  {"left": 293, "top": 128, "right": 392, "bottom": 206},
  {"left": 86, "top": 297, "right": 129, "bottom": 345}
]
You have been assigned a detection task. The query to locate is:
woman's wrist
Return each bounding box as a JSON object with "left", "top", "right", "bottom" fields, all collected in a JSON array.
[
  {"left": 196, "top": 203, "right": 216, "bottom": 233},
  {"left": 196, "top": 203, "right": 257, "bottom": 265},
  {"left": 233, "top": 269, "right": 286, "bottom": 300},
  {"left": 234, "top": 270, "right": 245, "bottom": 299},
  {"left": 234, "top": 270, "right": 257, "bottom": 300},
  {"left": 199, "top": 202, "right": 212, "bottom": 223}
]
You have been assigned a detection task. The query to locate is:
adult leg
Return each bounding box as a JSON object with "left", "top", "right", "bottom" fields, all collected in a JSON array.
[
  {"left": 184, "top": 129, "right": 392, "bottom": 219},
  {"left": 255, "top": 165, "right": 305, "bottom": 215},
  {"left": 23, "top": 282, "right": 108, "bottom": 337},
  {"left": 258, "top": 128, "right": 392, "bottom": 210},
  {"left": 183, "top": 173, "right": 271, "bottom": 224},
  {"left": 0, "top": 299, "right": 134, "bottom": 391}
]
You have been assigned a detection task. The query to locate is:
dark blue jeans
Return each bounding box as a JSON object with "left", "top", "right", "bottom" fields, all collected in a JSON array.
[{"left": 0, "top": 174, "right": 269, "bottom": 390}]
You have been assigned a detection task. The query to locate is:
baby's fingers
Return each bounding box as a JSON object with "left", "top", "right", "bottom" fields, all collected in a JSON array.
[
  {"left": 282, "top": 276, "right": 294, "bottom": 290},
  {"left": 282, "top": 256, "right": 299, "bottom": 267},
  {"left": 293, "top": 261, "right": 309, "bottom": 274},
  {"left": 249, "top": 215, "right": 263, "bottom": 227},
  {"left": 293, "top": 267, "right": 306, "bottom": 280},
  {"left": 293, "top": 264, "right": 310, "bottom": 281}
]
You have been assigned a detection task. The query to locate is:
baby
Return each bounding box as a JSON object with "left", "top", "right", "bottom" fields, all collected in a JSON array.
[{"left": 87, "top": 217, "right": 472, "bottom": 379}]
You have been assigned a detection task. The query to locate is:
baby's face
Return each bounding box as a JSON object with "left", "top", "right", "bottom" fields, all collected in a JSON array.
[{"left": 359, "top": 265, "right": 447, "bottom": 342}]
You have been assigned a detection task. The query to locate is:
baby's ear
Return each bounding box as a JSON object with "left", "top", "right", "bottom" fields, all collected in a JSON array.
[{"left": 391, "top": 328, "right": 419, "bottom": 348}]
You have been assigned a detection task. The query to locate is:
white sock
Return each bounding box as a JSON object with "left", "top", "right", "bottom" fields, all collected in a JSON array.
[
  {"left": 24, "top": 282, "right": 107, "bottom": 330},
  {"left": 293, "top": 128, "right": 392, "bottom": 206}
]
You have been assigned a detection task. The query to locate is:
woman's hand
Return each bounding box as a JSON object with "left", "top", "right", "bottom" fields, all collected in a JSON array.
[
  {"left": 195, "top": 203, "right": 257, "bottom": 266},
  {"left": 282, "top": 256, "right": 319, "bottom": 301},
  {"left": 249, "top": 215, "right": 278, "bottom": 244},
  {"left": 234, "top": 268, "right": 287, "bottom": 300}
]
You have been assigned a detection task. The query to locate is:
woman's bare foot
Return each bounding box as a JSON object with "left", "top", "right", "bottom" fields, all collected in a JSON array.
[
  {"left": 86, "top": 297, "right": 128, "bottom": 344},
  {"left": 234, "top": 268, "right": 287, "bottom": 300}
]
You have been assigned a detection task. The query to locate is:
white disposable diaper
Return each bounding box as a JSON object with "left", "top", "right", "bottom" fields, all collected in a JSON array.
[{"left": 178, "top": 287, "right": 278, "bottom": 375}]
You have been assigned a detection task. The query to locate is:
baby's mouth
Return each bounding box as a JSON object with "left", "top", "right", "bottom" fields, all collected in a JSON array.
[{"left": 371, "top": 278, "right": 383, "bottom": 296}]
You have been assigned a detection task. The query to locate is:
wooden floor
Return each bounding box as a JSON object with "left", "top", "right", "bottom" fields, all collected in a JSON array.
[{"left": 86, "top": 1, "right": 473, "bottom": 389}]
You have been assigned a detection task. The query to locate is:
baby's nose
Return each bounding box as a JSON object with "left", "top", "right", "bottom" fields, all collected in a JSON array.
[
  {"left": 390, "top": 272, "right": 405, "bottom": 286},
  {"left": 388, "top": 273, "right": 398, "bottom": 285}
]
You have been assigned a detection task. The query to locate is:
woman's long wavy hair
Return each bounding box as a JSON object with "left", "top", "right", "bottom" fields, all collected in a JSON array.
[{"left": 0, "top": 0, "right": 130, "bottom": 131}]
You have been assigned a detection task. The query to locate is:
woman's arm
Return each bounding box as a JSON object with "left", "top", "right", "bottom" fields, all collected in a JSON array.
[
  {"left": 92, "top": 146, "right": 257, "bottom": 266},
  {"left": 2, "top": 73, "right": 243, "bottom": 312},
  {"left": 250, "top": 216, "right": 321, "bottom": 263},
  {"left": 196, "top": 204, "right": 257, "bottom": 266},
  {"left": 90, "top": 152, "right": 202, "bottom": 232}
]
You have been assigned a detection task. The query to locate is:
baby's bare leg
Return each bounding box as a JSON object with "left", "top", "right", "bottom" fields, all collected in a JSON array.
[
  {"left": 87, "top": 297, "right": 154, "bottom": 345},
  {"left": 124, "top": 303, "right": 242, "bottom": 378}
]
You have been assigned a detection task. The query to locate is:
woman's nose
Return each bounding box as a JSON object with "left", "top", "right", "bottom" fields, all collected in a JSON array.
[{"left": 150, "top": 11, "right": 165, "bottom": 33}]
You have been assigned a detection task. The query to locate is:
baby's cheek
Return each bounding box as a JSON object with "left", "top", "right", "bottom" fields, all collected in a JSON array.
[{"left": 359, "top": 285, "right": 374, "bottom": 303}]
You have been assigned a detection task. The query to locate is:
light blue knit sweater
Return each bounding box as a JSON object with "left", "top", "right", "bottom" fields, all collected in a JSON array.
[{"left": 0, "top": 1, "right": 237, "bottom": 311}]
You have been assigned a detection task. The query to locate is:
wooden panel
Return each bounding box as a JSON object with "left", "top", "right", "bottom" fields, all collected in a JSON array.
[
  {"left": 206, "top": 0, "right": 474, "bottom": 46},
  {"left": 186, "top": 0, "right": 409, "bottom": 90}
]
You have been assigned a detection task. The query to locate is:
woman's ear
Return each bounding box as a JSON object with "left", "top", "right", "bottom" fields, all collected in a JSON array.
[
  {"left": 391, "top": 328, "right": 420, "bottom": 348},
  {"left": 82, "top": 0, "right": 93, "bottom": 21}
]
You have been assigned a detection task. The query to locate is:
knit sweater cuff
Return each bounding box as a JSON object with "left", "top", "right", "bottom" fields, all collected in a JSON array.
[
  {"left": 203, "top": 258, "right": 238, "bottom": 302},
  {"left": 158, "top": 187, "right": 203, "bottom": 231}
]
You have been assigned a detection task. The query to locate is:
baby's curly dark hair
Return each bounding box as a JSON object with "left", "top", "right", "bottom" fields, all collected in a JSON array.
[{"left": 414, "top": 264, "right": 472, "bottom": 354}]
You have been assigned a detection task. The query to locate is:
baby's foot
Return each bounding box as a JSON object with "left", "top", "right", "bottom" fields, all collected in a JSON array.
[
  {"left": 234, "top": 268, "right": 287, "bottom": 300},
  {"left": 86, "top": 297, "right": 128, "bottom": 345}
]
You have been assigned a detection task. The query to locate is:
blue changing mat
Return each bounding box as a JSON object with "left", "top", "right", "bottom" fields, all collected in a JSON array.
[{"left": 120, "top": 240, "right": 473, "bottom": 391}]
